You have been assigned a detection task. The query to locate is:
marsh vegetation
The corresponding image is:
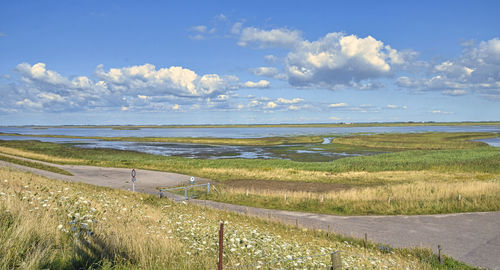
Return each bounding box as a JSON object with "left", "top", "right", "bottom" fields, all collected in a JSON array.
[{"left": 0, "top": 131, "right": 499, "bottom": 215}]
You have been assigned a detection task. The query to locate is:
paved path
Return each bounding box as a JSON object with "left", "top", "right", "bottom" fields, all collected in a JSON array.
[{"left": 1, "top": 157, "right": 499, "bottom": 269}]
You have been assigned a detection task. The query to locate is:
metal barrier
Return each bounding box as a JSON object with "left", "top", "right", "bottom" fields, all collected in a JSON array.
[{"left": 158, "top": 183, "right": 211, "bottom": 200}]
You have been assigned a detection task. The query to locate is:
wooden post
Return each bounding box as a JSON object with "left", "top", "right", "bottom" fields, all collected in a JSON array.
[
  {"left": 331, "top": 252, "right": 342, "bottom": 270},
  {"left": 364, "top": 233, "right": 367, "bottom": 248},
  {"left": 218, "top": 222, "right": 224, "bottom": 270},
  {"left": 438, "top": 245, "right": 442, "bottom": 264}
]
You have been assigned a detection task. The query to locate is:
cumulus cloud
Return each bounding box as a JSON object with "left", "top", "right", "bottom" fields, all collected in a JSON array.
[
  {"left": 238, "top": 27, "right": 302, "bottom": 48},
  {"left": 396, "top": 37, "right": 500, "bottom": 99},
  {"left": 265, "top": 101, "right": 277, "bottom": 108},
  {"left": 7, "top": 62, "right": 248, "bottom": 112},
  {"left": 242, "top": 80, "right": 270, "bottom": 88},
  {"left": 285, "top": 33, "right": 406, "bottom": 89},
  {"left": 95, "top": 63, "right": 236, "bottom": 97}
]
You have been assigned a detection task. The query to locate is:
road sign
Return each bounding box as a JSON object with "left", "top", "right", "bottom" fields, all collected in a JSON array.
[
  {"left": 190, "top": 176, "right": 195, "bottom": 185},
  {"left": 131, "top": 169, "right": 136, "bottom": 192}
]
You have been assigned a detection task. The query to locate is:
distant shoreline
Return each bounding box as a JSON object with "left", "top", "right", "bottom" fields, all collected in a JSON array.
[{"left": 2, "top": 121, "right": 500, "bottom": 129}]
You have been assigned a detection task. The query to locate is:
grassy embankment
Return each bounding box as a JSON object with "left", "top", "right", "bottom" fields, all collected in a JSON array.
[
  {"left": 1, "top": 167, "right": 471, "bottom": 269},
  {"left": 0, "top": 132, "right": 499, "bottom": 215},
  {"left": 0, "top": 153, "right": 72, "bottom": 176}
]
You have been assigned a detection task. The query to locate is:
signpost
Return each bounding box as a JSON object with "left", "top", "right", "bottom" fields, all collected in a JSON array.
[
  {"left": 131, "top": 169, "right": 136, "bottom": 192},
  {"left": 190, "top": 176, "right": 195, "bottom": 185}
]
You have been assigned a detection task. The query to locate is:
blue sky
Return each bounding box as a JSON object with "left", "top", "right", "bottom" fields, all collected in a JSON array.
[{"left": 1, "top": 0, "right": 499, "bottom": 125}]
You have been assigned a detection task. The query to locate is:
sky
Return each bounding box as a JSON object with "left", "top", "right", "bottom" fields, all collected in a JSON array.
[{"left": 0, "top": 0, "right": 499, "bottom": 125}]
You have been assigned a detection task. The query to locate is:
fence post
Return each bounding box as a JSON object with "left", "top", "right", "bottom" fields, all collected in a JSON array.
[
  {"left": 331, "top": 251, "right": 342, "bottom": 270},
  {"left": 364, "top": 233, "right": 367, "bottom": 248},
  {"left": 184, "top": 186, "right": 188, "bottom": 200},
  {"left": 158, "top": 189, "right": 162, "bottom": 198},
  {"left": 207, "top": 182, "right": 211, "bottom": 193},
  {"left": 218, "top": 222, "right": 224, "bottom": 270},
  {"left": 438, "top": 245, "right": 442, "bottom": 264}
]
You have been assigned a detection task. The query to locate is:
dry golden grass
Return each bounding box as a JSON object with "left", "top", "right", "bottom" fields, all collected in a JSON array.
[
  {"left": 211, "top": 178, "right": 500, "bottom": 215},
  {"left": 0, "top": 146, "right": 84, "bottom": 164},
  {"left": 203, "top": 167, "right": 493, "bottom": 185},
  {"left": 227, "top": 180, "right": 500, "bottom": 203}
]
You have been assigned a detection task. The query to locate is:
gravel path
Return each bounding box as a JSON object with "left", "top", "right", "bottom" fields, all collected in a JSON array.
[{"left": 1, "top": 157, "right": 499, "bottom": 269}]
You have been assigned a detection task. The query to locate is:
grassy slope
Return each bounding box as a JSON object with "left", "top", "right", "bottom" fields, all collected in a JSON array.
[
  {"left": 0, "top": 167, "right": 470, "bottom": 269},
  {"left": 0, "top": 154, "right": 72, "bottom": 176}
]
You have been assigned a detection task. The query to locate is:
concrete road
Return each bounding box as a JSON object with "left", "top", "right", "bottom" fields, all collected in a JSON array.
[{"left": 1, "top": 157, "right": 499, "bottom": 269}]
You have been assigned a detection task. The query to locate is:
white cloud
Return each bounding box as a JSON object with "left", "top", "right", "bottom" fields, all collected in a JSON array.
[
  {"left": 16, "top": 62, "right": 70, "bottom": 86},
  {"left": 242, "top": 80, "right": 270, "bottom": 88},
  {"left": 16, "top": 98, "right": 42, "bottom": 109},
  {"left": 214, "top": 13, "right": 227, "bottom": 21},
  {"left": 442, "top": 89, "right": 467, "bottom": 96},
  {"left": 285, "top": 32, "right": 405, "bottom": 89},
  {"left": 265, "top": 101, "right": 277, "bottom": 108},
  {"left": 396, "top": 37, "right": 500, "bottom": 99},
  {"left": 231, "top": 22, "right": 243, "bottom": 34},
  {"left": 329, "top": 102, "right": 348, "bottom": 108},
  {"left": 264, "top": 55, "right": 279, "bottom": 64},
  {"left": 329, "top": 116, "right": 341, "bottom": 120},
  {"left": 8, "top": 62, "right": 249, "bottom": 113},
  {"left": 249, "top": 67, "right": 288, "bottom": 80},
  {"left": 276, "top": 97, "right": 303, "bottom": 104},
  {"left": 121, "top": 106, "right": 129, "bottom": 111},
  {"left": 95, "top": 63, "right": 236, "bottom": 97},
  {"left": 238, "top": 27, "right": 302, "bottom": 48},
  {"left": 172, "top": 104, "right": 181, "bottom": 110},
  {"left": 431, "top": 110, "right": 453, "bottom": 115},
  {"left": 0, "top": 32, "right": 6, "bottom": 37},
  {"left": 386, "top": 104, "right": 407, "bottom": 109},
  {"left": 191, "top": 25, "right": 207, "bottom": 33}
]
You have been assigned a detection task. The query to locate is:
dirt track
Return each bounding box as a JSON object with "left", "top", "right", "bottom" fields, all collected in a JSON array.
[{"left": 1, "top": 158, "right": 499, "bottom": 269}]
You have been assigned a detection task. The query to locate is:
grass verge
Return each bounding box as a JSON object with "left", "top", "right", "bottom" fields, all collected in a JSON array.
[
  {"left": 0, "top": 167, "right": 473, "bottom": 269},
  {"left": 0, "top": 154, "right": 72, "bottom": 176}
]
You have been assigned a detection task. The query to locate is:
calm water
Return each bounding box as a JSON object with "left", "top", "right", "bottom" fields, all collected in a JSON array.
[
  {"left": 1, "top": 125, "right": 499, "bottom": 138},
  {"left": 1, "top": 125, "right": 499, "bottom": 160}
]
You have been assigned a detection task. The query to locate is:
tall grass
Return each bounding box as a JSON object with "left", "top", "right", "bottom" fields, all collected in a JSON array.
[
  {"left": 1, "top": 167, "right": 464, "bottom": 269},
  {"left": 206, "top": 180, "right": 500, "bottom": 215}
]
